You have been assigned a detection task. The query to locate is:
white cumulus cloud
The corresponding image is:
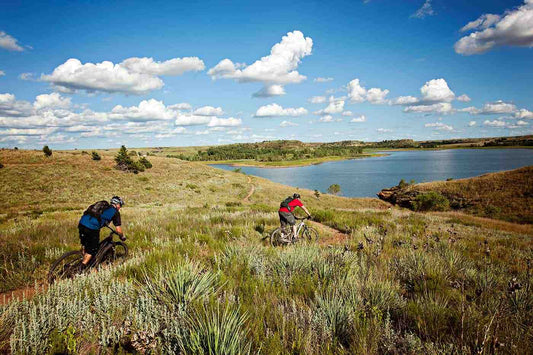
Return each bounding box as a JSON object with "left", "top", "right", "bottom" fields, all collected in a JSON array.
[
  {"left": 347, "top": 78, "right": 390, "bottom": 104},
  {"left": 308, "top": 96, "right": 327, "bottom": 104},
  {"left": 109, "top": 99, "right": 176, "bottom": 121},
  {"left": 483, "top": 119, "right": 506, "bottom": 127},
  {"left": 314, "top": 77, "right": 333, "bottom": 83},
  {"left": 460, "top": 100, "right": 517, "bottom": 115},
  {"left": 457, "top": 94, "right": 472, "bottom": 102},
  {"left": 515, "top": 109, "right": 533, "bottom": 119},
  {"left": 193, "top": 106, "right": 224, "bottom": 116},
  {"left": 120, "top": 57, "right": 204, "bottom": 76},
  {"left": 207, "top": 117, "right": 242, "bottom": 127},
  {"left": 254, "top": 103, "right": 308, "bottom": 117},
  {"left": 350, "top": 115, "right": 366, "bottom": 123},
  {"left": 42, "top": 56, "right": 205, "bottom": 94},
  {"left": 455, "top": 0, "right": 533, "bottom": 55},
  {"left": 425, "top": 122, "right": 454, "bottom": 131},
  {"left": 280, "top": 120, "right": 298, "bottom": 127},
  {"left": 208, "top": 31, "right": 313, "bottom": 97},
  {"left": 0, "top": 31, "right": 24, "bottom": 51},
  {"left": 33, "top": 93, "right": 71, "bottom": 110}
]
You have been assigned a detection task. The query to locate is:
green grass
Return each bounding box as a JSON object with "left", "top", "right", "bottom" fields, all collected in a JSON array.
[{"left": 1, "top": 149, "right": 532, "bottom": 354}]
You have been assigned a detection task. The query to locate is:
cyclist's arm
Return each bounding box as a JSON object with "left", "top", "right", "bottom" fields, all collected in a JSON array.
[
  {"left": 115, "top": 225, "right": 124, "bottom": 236},
  {"left": 300, "top": 205, "right": 311, "bottom": 217}
]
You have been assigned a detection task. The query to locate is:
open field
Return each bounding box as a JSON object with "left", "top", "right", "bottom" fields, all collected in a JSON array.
[{"left": 1, "top": 149, "right": 532, "bottom": 354}]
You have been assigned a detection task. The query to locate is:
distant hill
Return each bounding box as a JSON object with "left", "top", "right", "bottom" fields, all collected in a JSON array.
[{"left": 378, "top": 166, "right": 533, "bottom": 224}]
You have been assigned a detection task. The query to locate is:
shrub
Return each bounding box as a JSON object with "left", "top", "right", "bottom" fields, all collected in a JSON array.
[
  {"left": 42, "top": 145, "right": 52, "bottom": 157},
  {"left": 0, "top": 162, "right": 3, "bottom": 169},
  {"left": 139, "top": 157, "right": 152, "bottom": 169},
  {"left": 91, "top": 151, "right": 101, "bottom": 161},
  {"left": 412, "top": 191, "right": 450, "bottom": 212},
  {"left": 314, "top": 190, "right": 321, "bottom": 199},
  {"left": 81, "top": 151, "right": 88, "bottom": 155},
  {"left": 179, "top": 303, "right": 250, "bottom": 355},
  {"left": 115, "top": 145, "right": 145, "bottom": 173},
  {"left": 327, "top": 184, "right": 341, "bottom": 195}
]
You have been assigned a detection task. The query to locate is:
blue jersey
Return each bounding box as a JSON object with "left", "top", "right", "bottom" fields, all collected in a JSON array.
[{"left": 79, "top": 206, "right": 121, "bottom": 231}]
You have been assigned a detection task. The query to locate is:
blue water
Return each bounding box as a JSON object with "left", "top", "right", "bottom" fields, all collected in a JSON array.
[{"left": 210, "top": 149, "right": 533, "bottom": 197}]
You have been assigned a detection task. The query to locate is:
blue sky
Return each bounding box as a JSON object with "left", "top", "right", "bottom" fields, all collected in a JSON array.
[{"left": 0, "top": 0, "right": 532, "bottom": 149}]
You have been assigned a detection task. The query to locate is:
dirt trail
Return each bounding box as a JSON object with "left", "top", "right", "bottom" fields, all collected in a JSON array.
[
  {"left": 243, "top": 176, "right": 255, "bottom": 203},
  {"left": 309, "top": 221, "right": 351, "bottom": 246},
  {"left": 0, "top": 284, "right": 45, "bottom": 305}
]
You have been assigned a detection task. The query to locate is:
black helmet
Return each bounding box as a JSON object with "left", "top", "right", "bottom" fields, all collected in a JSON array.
[
  {"left": 110, "top": 196, "right": 125, "bottom": 207},
  {"left": 293, "top": 193, "right": 301, "bottom": 199}
]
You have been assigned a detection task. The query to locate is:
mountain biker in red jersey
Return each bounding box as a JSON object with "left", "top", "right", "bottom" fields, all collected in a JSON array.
[{"left": 278, "top": 193, "right": 311, "bottom": 240}]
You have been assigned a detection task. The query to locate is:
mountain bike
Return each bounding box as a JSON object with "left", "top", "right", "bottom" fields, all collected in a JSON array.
[
  {"left": 48, "top": 225, "right": 128, "bottom": 284},
  {"left": 270, "top": 216, "right": 319, "bottom": 246}
]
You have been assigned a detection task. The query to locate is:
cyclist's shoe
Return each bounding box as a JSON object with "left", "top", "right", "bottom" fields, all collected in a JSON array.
[
  {"left": 76, "top": 263, "right": 88, "bottom": 274},
  {"left": 279, "top": 234, "right": 291, "bottom": 243}
]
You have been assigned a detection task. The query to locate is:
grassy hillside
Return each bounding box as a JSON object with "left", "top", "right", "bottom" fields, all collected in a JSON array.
[
  {"left": 1, "top": 149, "right": 532, "bottom": 354},
  {"left": 378, "top": 166, "right": 533, "bottom": 224}
]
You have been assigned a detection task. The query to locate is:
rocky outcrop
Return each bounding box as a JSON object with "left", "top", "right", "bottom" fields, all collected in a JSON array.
[
  {"left": 377, "top": 186, "right": 420, "bottom": 209},
  {"left": 377, "top": 186, "right": 475, "bottom": 210}
]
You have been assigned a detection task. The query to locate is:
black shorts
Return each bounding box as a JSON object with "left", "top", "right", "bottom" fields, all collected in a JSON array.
[
  {"left": 279, "top": 211, "right": 296, "bottom": 228},
  {"left": 78, "top": 224, "right": 100, "bottom": 256}
]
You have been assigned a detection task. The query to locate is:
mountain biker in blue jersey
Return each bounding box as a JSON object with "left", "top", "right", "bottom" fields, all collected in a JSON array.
[{"left": 78, "top": 196, "right": 125, "bottom": 267}]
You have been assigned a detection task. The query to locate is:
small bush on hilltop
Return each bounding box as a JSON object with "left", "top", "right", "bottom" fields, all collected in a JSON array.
[
  {"left": 412, "top": 191, "right": 450, "bottom": 212},
  {"left": 91, "top": 151, "right": 101, "bottom": 161},
  {"left": 139, "top": 156, "right": 152, "bottom": 169},
  {"left": 115, "top": 145, "right": 149, "bottom": 173},
  {"left": 0, "top": 162, "right": 4, "bottom": 169},
  {"left": 327, "top": 184, "right": 341, "bottom": 195},
  {"left": 42, "top": 145, "right": 52, "bottom": 157}
]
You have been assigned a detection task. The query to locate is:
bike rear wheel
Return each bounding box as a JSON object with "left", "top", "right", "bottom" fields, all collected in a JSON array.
[
  {"left": 48, "top": 250, "right": 83, "bottom": 284},
  {"left": 270, "top": 228, "right": 285, "bottom": 246},
  {"left": 302, "top": 226, "right": 319, "bottom": 242}
]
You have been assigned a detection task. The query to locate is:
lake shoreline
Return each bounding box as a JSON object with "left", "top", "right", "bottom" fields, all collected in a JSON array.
[
  {"left": 202, "top": 153, "right": 387, "bottom": 168},
  {"left": 208, "top": 149, "right": 533, "bottom": 198}
]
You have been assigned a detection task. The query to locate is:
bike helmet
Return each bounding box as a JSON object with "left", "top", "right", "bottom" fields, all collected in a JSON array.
[
  {"left": 293, "top": 193, "right": 301, "bottom": 199},
  {"left": 111, "top": 196, "right": 125, "bottom": 207}
]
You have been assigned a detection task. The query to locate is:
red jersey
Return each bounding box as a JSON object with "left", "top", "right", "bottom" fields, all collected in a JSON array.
[{"left": 279, "top": 198, "right": 303, "bottom": 213}]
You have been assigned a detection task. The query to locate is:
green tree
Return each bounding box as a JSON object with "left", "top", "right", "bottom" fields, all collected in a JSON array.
[
  {"left": 91, "top": 151, "right": 101, "bottom": 161},
  {"left": 314, "top": 189, "right": 321, "bottom": 199},
  {"left": 327, "top": 184, "right": 341, "bottom": 195},
  {"left": 43, "top": 145, "right": 52, "bottom": 157}
]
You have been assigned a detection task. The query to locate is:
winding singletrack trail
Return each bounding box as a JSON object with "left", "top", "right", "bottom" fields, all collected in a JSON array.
[
  {"left": 309, "top": 221, "right": 351, "bottom": 246},
  {"left": 243, "top": 176, "right": 255, "bottom": 203}
]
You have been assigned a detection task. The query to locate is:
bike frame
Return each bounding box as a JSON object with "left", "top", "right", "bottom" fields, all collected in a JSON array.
[{"left": 283, "top": 217, "right": 309, "bottom": 241}]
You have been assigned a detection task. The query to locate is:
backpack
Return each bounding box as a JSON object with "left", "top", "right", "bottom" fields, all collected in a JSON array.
[
  {"left": 280, "top": 196, "right": 295, "bottom": 212},
  {"left": 83, "top": 200, "right": 110, "bottom": 223}
]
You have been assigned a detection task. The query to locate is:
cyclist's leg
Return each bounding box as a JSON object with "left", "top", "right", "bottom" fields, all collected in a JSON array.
[{"left": 79, "top": 224, "right": 99, "bottom": 266}]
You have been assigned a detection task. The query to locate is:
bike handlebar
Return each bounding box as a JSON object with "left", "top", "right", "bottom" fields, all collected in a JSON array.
[
  {"left": 104, "top": 224, "right": 119, "bottom": 235},
  {"left": 295, "top": 216, "right": 311, "bottom": 220}
]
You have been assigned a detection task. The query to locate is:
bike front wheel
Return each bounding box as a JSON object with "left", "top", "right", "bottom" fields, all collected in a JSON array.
[
  {"left": 97, "top": 242, "right": 129, "bottom": 265},
  {"left": 301, "top": 227, "right": 319, "bottom": 242},
  {"left": 48, "top": 250, "right": 83, "bottom": 284}
]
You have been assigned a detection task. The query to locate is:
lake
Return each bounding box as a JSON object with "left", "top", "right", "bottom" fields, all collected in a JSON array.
[{"left": 210, "top": 149, "right": 533, "bottom": 197}]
